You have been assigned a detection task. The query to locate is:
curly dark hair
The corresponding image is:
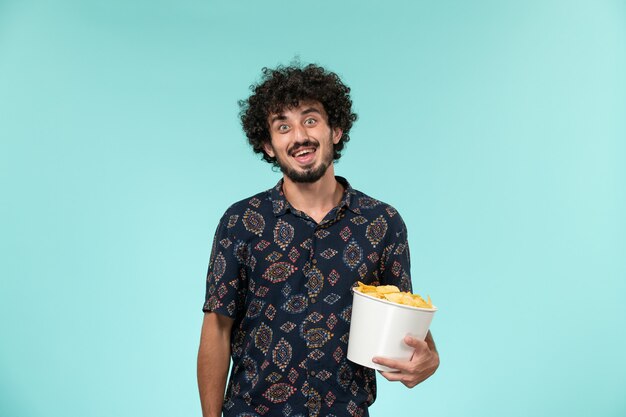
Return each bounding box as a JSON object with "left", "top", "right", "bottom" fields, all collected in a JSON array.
[{"left": 239, "top": 63, "right": 358, "bottom": 166}]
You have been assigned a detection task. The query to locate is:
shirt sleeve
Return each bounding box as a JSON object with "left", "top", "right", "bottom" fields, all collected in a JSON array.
[
  {"left": 379, "top": 210, "right": 413, "bottom": 293},
  {"left": 202, "top": 209, "right": 248, "bottom": 319}
]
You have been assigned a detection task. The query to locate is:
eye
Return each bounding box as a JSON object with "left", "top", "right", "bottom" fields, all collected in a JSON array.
[
  {"left": 277, "top": 124, "right": 290, "bottom": 132},
  {"left": 304, "top": 117, "right": 317, "bottom": 126}
]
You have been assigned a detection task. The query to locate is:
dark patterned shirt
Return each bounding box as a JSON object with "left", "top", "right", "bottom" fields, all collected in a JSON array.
[{"left": 203, "top": 177, "right": 412, "bottom": 417}]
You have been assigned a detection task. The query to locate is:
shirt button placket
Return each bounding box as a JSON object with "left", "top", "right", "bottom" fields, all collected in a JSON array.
[
  {"left": 308, "top": 231, "right": 318, "bottom": 306},
  {"left": 310, "top": 258, "right": 318, "bottom": 304},
  {"left": 307, "top": 230, "right": 319, "bottom": 385}
]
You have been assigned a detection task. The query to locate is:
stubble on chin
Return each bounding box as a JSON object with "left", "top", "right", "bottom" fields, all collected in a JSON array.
[{"left": 281, "top": 161, "right": 329, "bottom": 183}]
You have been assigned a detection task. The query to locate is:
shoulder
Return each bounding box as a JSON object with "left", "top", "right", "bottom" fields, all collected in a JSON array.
[
  {"left": 217, "top": 188, "right": 274, "bottom": 222},
  {"left": 350, "top": 187, "right": 407, "bottom": 231},
  {"left": 213, "top": 187, "right": 276, "bottom": 238}
]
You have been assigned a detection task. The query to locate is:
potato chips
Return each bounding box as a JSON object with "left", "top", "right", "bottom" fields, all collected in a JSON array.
[{"left": 354, "top": 281, "right": 434, "bottom": 309}]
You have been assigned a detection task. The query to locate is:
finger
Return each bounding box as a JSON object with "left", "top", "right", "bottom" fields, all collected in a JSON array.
[
  {"left": 404, "top": 336, "right": 428, "bottom": 351},
  {"left": 372, "top": 356, "right": 411, "bottom": 372},
  {"left": 378, "top": 370, "right": 406, "bottom": 382}
]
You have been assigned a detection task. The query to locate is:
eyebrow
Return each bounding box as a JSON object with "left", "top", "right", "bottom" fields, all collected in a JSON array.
[
  {"left": 301, "top": 107, "right": 322, "bottom": 116},
  {"left": 269, "top": 107, "right": 323, "bottom": 124},
  {"left": 269, "top": 114, "right": 287, "bottom": 124}
]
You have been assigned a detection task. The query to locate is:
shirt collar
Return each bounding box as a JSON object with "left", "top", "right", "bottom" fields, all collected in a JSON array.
[{"left": 269, "top": 176, "right": 361, "bottom": 217}]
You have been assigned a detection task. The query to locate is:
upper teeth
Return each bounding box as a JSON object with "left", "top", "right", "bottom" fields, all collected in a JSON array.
[{"left": 295, "top": 150, "right": 311, "bottom": 157}]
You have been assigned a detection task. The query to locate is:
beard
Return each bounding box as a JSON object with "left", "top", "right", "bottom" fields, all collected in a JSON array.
[{"left": 274, "top": 135, "right": 334, "bottom": 183}]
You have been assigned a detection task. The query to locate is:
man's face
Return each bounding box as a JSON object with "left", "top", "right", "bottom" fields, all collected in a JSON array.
[{"left": 264, "top": 101, "right": 342, "bottom": 183}]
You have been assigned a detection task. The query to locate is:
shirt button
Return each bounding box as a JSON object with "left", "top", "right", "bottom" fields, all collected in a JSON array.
[
  {"left": 309, "top": 370, "right": 316, "bottom": 377},
  {"left": 312, "top": 259, "right": 317, "bottom": 264},
  {"left": 310, "top": 297, "right": 317, "bottom": 304}
]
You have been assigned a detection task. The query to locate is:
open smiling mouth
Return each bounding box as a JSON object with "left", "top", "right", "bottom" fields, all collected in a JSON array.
[{"left": 291, "top": 147, "right": 317, "bottom": 165}]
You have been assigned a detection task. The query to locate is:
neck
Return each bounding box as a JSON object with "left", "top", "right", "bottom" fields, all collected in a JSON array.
[{"left": 282, "top": 165, "right": 344, "bottom": 223}]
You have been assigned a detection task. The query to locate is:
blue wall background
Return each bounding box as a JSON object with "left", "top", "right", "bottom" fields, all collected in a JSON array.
[{"left": 1, "top": 1, "right": 625, "bottom": 416}]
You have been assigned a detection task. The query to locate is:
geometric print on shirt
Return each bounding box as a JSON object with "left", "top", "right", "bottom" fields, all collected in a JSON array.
[{"left": 203, "top": 176, "right": 412, "bottom": 417}]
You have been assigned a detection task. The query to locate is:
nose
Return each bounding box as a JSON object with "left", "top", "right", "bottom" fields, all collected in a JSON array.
[{"left": 293, "top": 123, "right": 308, "bottom": 142}]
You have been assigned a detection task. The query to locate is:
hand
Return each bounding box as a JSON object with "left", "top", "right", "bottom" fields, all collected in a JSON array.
[{"left": 372, "top": 334, "right": 439, "bottom": 388}]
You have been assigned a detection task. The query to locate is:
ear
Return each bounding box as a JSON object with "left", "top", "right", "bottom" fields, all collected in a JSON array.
[
  {"left": 332, "top": 128, "right": 343, "bottom": 145},
  {"left": 263, "top": 140, "right": 275, "bottom": 158}
]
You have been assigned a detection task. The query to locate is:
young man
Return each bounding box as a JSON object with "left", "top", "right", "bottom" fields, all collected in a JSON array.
[{"left": 197, "top": 64, "right": 439, "bottom": 417}]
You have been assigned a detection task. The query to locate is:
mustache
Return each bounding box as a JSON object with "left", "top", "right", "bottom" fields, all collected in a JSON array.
[{"left": 288, "top": 140, "right": 319, "bottom": 154}]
